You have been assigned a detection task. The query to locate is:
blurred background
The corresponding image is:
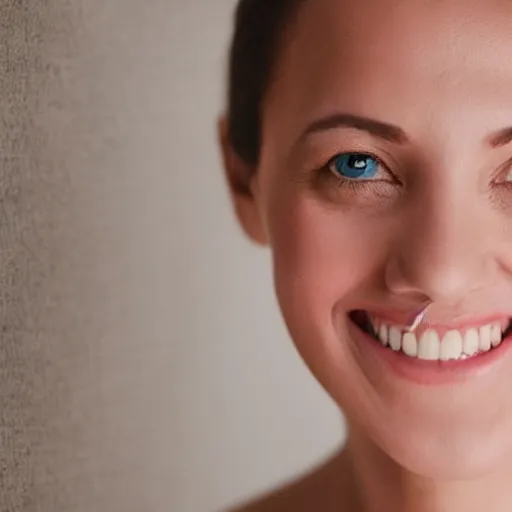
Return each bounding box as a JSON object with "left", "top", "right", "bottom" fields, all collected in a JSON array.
[{"left": 0, "top": 0, "right": 343, "bottom": 510}]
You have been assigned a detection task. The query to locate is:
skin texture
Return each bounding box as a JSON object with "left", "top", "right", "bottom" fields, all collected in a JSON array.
[{"left": 220, "top": 0, "right": 512, "bottom": 510}]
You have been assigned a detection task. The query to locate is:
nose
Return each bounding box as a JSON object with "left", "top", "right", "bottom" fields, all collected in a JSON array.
[{"left": 384, "top": 197, "right": 499, "bottom": 305}]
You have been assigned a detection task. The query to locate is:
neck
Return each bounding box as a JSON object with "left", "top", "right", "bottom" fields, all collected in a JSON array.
[{"left": 342, "top": 427, "right": 512, "bottom": 512}]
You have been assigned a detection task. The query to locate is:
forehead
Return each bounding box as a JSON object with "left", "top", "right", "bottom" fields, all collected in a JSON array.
[{"left": 262, "top": 0, "right": 512, "bottom": 150}]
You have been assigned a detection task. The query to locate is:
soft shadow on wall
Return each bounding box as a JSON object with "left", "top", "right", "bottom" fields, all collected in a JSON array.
[{"left": 0, "top": 0, "right": 343, "bottom": 511}]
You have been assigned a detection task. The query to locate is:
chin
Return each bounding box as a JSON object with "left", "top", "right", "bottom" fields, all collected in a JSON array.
[{"left": 369, "top": 418, "right": 512, "bottom": 481}]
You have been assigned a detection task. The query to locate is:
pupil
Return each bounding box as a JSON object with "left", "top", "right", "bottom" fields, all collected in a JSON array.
[{"left": 348, "top": 155, "right": 367, "bottom": 169}]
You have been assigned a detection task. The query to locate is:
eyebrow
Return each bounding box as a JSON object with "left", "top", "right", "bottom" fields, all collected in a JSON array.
[
  {"left": 488, "top": 127, "right": 512, "bottom": 148},
  {"left": 302, "top": 113, "right": 408, "bottom": 144},
  {"left": 302, "top": 112, "right": 512, "bottom": 149}
]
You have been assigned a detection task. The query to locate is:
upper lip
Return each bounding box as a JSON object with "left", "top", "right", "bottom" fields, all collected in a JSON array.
[{"left": 354, "top": 308, "right": 511, "bottom": 331}]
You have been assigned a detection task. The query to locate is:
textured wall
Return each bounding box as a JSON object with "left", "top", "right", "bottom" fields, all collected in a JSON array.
[{"left": 0, "top": 1, "right": 343, "bottom": 510}]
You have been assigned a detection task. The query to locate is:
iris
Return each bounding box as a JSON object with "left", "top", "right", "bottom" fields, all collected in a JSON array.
[{"left": 332, "top": 153, "right": 379, "bottom": 179}]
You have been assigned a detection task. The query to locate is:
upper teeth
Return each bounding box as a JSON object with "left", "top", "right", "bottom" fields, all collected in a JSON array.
[{"left": 372, "top": 320, "right": 505, "bottom": 361}]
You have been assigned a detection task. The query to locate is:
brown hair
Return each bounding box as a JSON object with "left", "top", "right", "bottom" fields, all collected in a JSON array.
[{"left": 226, "top": 0, "right": 301, "bottom": 165}]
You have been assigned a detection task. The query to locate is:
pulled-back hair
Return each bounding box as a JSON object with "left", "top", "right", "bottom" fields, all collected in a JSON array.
[{"left": 226, "top": 0, "right": 301, "bottom": 165}]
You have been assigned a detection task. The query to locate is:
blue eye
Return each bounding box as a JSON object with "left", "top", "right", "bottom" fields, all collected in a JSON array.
[{"left": 330, "top": 153, "right": 379, "bottom": 179}]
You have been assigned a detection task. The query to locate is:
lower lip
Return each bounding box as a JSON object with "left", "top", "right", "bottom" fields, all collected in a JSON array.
[{"left": 348, "top": 320, "right": 512, "bottom": 385}]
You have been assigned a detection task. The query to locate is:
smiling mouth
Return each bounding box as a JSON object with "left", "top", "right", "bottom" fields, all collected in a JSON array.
[{"left": 350, "top": 310, "right": 512, "bottom": 361}]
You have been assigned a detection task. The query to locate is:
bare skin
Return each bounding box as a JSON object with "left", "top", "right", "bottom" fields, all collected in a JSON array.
[
  {"left": 227, "top": 451, "right": 358, "bottom": 512},
  {"left": 220, "top": 0, "right": 512, "bottom": 510}
]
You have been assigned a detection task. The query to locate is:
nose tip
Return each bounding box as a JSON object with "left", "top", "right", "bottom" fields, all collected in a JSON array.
[{"left": 382, "top": 178, "right": 504, "bottom": 307}]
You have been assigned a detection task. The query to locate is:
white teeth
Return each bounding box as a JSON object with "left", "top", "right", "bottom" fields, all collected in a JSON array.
[
  {"left": 389, "top": 326, "right": 402, "bottom": 351},
  {"left": 418, "top": 330, "right": 440, "bottom": 360},
  {"left": 479, "top": 325, "right": 491, "bottom": 351},
  {"left": 378, "top": 324, "right": 388, "bottom": 346},
  {"left": 440, "top": 330, "right": 463, "bottom": 361},
  {"left": 402, "top": 332, "right": 418, "bottom": 357},
  {"left": 370, "top": 318, "right": 507, "bottom": 361},
  {"left": 463, "top": 329, "right": 480, "bottom": 357},
  {"left": 491, "top": 323, "right": 502, "bottom": 348}
]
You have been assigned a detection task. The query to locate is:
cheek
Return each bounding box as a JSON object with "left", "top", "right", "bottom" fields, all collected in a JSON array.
[
  {"left": 263, "top": 185, "right": 398, "bottom": 429},
  {"left": 268, "top": 190, "right": 382, "bottom": 313},
  {"left": 264, "top": 185, "right": 384, "bottom": 367}
]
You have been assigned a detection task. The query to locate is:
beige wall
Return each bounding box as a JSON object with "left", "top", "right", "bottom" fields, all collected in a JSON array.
[{"left": 0, "top": 1, "right": 344, "bottom": 510}]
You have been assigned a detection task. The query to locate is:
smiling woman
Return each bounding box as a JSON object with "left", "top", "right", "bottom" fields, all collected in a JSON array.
[{"left": 219, "top": 0, "right": 512, "bottom": 511}]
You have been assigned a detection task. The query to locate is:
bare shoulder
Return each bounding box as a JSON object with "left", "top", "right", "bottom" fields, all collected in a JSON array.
[
  {"left": 225, "top": 474, "right": 315, "bottom": 512},
  {"left": 225, "top": 451, "right": 353, "bottom": 512}
]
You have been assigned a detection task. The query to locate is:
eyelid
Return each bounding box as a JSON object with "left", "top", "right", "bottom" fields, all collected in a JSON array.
[{"left": 493, "top": 155, "right": 512, "bottom": 183}]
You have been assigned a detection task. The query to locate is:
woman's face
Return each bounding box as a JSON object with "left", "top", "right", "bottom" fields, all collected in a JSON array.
[{"left": 224, "top": 0, "right": 512, "bottom": 479}]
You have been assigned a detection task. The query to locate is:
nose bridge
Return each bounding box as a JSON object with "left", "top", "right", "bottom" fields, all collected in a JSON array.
[{"left": 386, "top": 191, "right": 494, "bottom": 302}]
